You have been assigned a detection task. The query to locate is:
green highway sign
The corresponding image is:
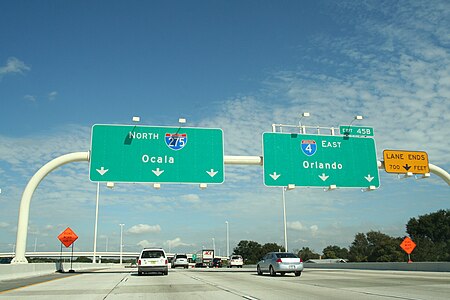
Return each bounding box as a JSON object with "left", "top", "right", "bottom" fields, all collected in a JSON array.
[
  {"left": 89, "top": 124, "right": 224, "bottom": 184},
  {"left": 263, "top": 133, "right": 380, "bottom": 188},
  {"left": 339, "top": 125, "right": 374, "bottom": 137}
]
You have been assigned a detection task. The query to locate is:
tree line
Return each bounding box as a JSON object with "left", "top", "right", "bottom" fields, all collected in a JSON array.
[{"left": 233, "top": 209, "right": 449, "bottom": 264}]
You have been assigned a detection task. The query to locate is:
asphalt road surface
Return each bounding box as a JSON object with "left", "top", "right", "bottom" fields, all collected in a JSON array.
[{"left": 1, "top": 267, "right": 449, "bottom": 299}]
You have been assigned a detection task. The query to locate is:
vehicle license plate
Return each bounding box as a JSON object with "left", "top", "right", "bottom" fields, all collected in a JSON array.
[{"left": 289, "top": 265, "right": 295, "bottom": 269}]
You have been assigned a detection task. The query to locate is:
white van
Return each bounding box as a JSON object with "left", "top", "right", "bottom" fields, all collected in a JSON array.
[{"left": 137, "top": 248, "right": 169, "bottom": 275}]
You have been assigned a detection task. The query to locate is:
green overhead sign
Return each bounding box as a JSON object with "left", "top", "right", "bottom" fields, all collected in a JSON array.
[
  {"left": 339, "top": 125, "right": 374, "bottom": 137},
  {"left": 263, "top": 133, "right": 380, "bottom": 188},
  {"left": 89, "top": 124, "right": 224, "bottom": 184}
]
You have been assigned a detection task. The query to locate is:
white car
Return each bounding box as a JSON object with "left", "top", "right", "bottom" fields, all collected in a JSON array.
[
  {"left": 228, "top": 255, "right": 244, "bottom": 268},
  {"left": 137, "top": 248, "right": 169, "bottom": 275},
  {"left": 171, "top": 253, "right": 189, "bottom": 269}
]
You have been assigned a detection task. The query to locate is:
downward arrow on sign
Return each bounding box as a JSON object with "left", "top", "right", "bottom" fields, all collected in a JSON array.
[
  {"left": 206, "top": 169, "right": 218, "bottom": 177},
  {"left": 365, "top": 174, "right": 374, "bottom": 182},
  {"left": 319, "top": 173, "right": 329, "bottom": 181},
  {"left": 152, "top": 168, "right": 164, "bottom": 177},
  {"left": 270, "top": 172, "right": 281, "bottom": 180},
  {"left": 96, "top": 167, "right": 109, "bottom": 176}
]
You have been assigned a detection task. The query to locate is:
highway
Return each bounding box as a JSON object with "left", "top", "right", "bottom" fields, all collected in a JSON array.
[{"left": 1, "top": 266, "right": 449, "bottom": 299}]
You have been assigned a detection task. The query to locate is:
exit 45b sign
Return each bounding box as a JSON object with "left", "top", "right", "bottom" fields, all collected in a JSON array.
[
  {"left": 263, "top": 133, "right": 380, "bottom": 188},
  {"left": 89, "top": 124, "right": 224, "bottom": 184}
]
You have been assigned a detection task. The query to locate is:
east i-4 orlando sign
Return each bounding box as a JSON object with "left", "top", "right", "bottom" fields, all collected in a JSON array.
[{"left": 263, "top": 133, "right": 380, "bottom": 188}]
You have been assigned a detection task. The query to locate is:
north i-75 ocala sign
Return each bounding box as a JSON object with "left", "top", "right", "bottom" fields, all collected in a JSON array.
[
  {"left": 263, "top": 133, "right": 380, "bottom": 188},
  {"left": 89, "top": 124, "right": 224, "bottom": 184}
]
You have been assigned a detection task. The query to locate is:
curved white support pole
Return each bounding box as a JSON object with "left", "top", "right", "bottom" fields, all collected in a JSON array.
[
  {"left": 429, "top": 163, "right": 450, "bottom": 186},
  {"left": 11, "top": 152, "right": 89, "bottom": 264}
]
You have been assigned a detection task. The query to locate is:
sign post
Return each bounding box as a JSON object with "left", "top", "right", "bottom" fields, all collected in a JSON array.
[
  {"left": 58, "top": 227, "right": 78, "bottom": 272},
  {"left": 263, "top": 133, "right": 380, "bottom": 188},
  {"left": 89, "top": 124, "right": 224, "bottom": 184}
]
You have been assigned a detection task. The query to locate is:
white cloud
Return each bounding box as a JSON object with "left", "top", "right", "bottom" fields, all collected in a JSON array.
[
  {"left": 48, "top": 91, "right": 58, "bottom": 101},
  {"left": 180, "top": 194, "right": 200, "bottom": 203},
  {"left": 0, "top": 57, "right": 30, "bottom": 79},
  {"left": 23, "top": 95, "right": 36, "bottom": 102},
  {"left": 44, "top": 225, "right": 56, "bottom": 231},
  {"left": 166, "top": 237, "right": 192, "bottom": 248},
  {"left": 137, "top": 240, "right": 156, "bottom": 248},
  {"left": 287, "top": 221, "right": 304, "bottom": 231},
  {"left": 127, "top": 224, "right": 161, "bottom": 234},
  {"left": 0, "top": 222, "right": 9, "bottom": 228}
]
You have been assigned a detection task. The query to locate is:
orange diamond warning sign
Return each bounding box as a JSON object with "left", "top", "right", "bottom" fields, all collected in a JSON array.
[
  {"left": 400, "top": 237, "right": 416, "bottom": 255},
  {"left": 58, "top": 227, "right": 78, "bottom": 248}
]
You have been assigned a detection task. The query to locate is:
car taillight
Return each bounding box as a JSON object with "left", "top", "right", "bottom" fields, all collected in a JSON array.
[
  {"left": 276, "top": 258, "right": 282, "bottom": 263},
  {"left": 300, "top": 257, "right": 303, "bottom": 262},
  {"left": 165, "top": 259, "right": 168, "bottom": 264},
  {"left": 138, "top": 259, "right": 141, "bottom": 265}
]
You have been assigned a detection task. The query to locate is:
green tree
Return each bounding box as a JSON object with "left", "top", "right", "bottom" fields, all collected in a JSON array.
[
  {"left": 297, "top": 247, "right": 320, "bottom": 261},
  {"left": 261, "top": 242, "right": 285, "bottom": 255},
  {"left": 406, "top": 209, "right": 450, "bottom": 261},
  {"left": 233, "top": 240, "right": 263, "bottom": 264},
  {"left": 349, "top": 231, "right": 404, "bottom": 262},
  {"left": 322, "top": 245, "right": 349, "bottom": 259},
  {"left": 366, "top": 231, "right": 404, "bottom": 262},
  {"left": 348, "top": 233, "right": 369, "bottom": 262}
]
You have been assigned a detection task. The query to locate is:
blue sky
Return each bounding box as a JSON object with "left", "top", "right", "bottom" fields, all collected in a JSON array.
[{"left": 0, "top": 0, "right": 449, "bottom": 257}]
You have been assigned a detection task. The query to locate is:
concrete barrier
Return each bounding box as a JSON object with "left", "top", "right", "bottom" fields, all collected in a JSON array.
[
  {"left": 0, "top": 263, "right": 115, "bottom": 281},
  {"left": 303, "top": 262, "right": 450, "bottom": 272}
]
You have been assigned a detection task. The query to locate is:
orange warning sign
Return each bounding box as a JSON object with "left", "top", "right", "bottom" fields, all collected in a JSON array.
[
  {"left": 400, "top": 237, "right": 416, "bottom": 254},
  {"left": 383, "top": 150, "right": 429, "bottom": 174},
  {"left": 58, "top": 227, "right": 78, "bottom": 248}
]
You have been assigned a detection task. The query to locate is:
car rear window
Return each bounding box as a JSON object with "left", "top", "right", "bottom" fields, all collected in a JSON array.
[
  {"left": 176, "top": 254, "right": 187, "bottom": 259},
  {"left": 231, "top": 255, "right": 242, "bottom": 259},
  {"left": 141, "top": 250, "right": 165, "bottom": 258},
  {"left": 275, "top": 253, "right": 297, "bottom": 258}
]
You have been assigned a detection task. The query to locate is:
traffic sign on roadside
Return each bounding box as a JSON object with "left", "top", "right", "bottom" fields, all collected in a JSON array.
[
  {"left": 400, "top": 237, "right": 416, "bottom": 255},
  {"left": 58, "top": 227, "right": 78, "bottom": 248},
  {"left": 383, "top": 150, "right": 429, "bottom": 174},
  {"left": 263, "top": 133, "right": 380, "bottom": 188},
  {"left": 89, "top": 124, "right": 224, "bottom": 184}
]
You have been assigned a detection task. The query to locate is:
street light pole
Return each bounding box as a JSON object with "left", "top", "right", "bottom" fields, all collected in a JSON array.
[
  {"left": 93, "top": 182, "right": 100, "bottom": 263},
  {"left": 212, "top": 237, "right": 215, "bottom": 253},
  {"left": 282, "top": 187, "right": 288, "bottom": 252},
  {"left": 119, "top": 224, "right": 124, "bottom": 265},
  {"left": 225, "top": 221, "right": 229, "bottom": 257}
]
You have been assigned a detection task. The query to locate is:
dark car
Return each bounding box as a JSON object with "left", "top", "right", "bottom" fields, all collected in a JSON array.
[{"left": 211, "top": 257, "right": 222, "bottom": 268}]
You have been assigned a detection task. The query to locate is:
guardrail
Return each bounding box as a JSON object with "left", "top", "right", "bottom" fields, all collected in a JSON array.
[
  {"left": 303, "top": 262, "right": 450, "bottom": 272},
  {"left": 0, "top": 262, "right": 116, "bottom": 281}
]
